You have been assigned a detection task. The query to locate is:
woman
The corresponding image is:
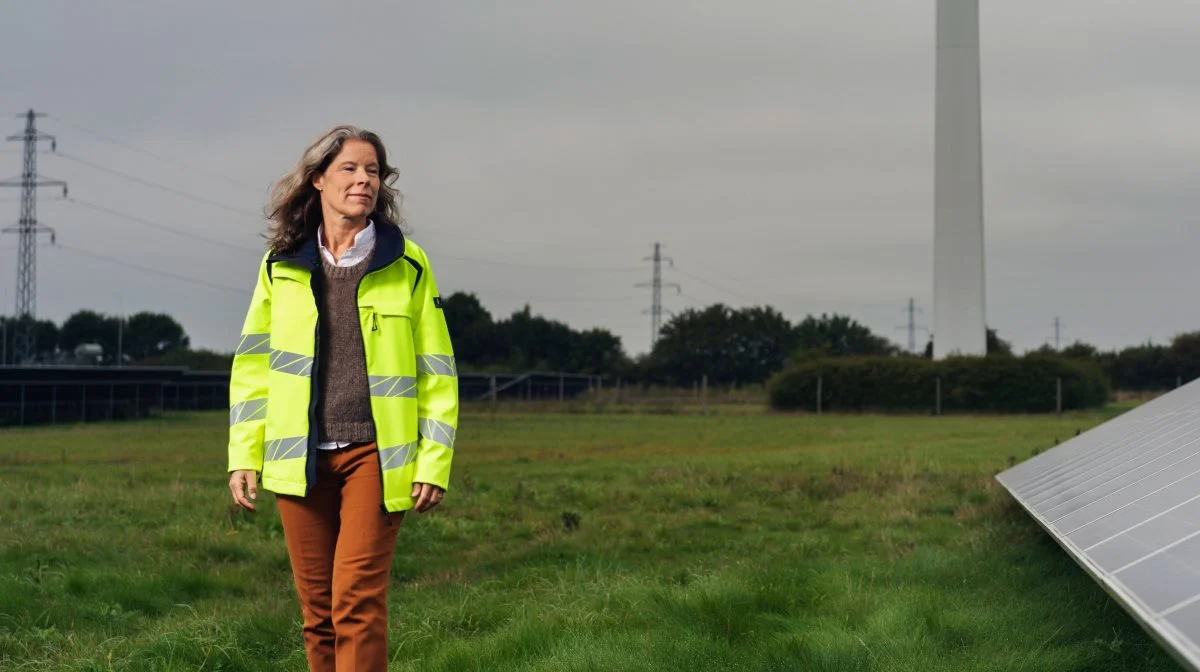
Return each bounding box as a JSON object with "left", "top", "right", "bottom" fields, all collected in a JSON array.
[{"left": 227, "top": 125, "right": 458, "bottom": 671}]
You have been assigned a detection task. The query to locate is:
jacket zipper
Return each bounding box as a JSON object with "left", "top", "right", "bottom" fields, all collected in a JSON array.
[{"left": 304, "top": 271, "right": 323, "bottom": 497}]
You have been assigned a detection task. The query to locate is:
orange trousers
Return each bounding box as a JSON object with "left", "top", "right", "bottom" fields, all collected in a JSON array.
[{"left": 277, "top": 442, "right": 403, "bottom": 672}]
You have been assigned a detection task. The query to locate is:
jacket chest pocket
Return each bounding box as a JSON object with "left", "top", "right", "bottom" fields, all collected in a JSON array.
[
  {"left": 366, "top": 301, "right": 413, "bottom": 331},
  {"left": 363, "top": 301, "right": 417, "bottom": 374}
]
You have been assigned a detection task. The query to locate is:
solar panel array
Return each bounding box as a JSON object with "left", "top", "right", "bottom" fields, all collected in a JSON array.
[{"left": 997, "top": 381, "right": 1200, "bottom": 671}]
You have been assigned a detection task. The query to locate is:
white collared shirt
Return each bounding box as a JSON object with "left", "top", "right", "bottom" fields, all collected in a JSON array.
[
  {"left": 317, "top": 220, "right": 376, "bottom": 268},
  {"left": 315, "top": 221, "right": 377, "bottom": 450}
]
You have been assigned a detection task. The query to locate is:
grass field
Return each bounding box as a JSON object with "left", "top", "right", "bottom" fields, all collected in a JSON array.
[{"left": 0, "top": 406, "right": 1181, "bottom": 671}]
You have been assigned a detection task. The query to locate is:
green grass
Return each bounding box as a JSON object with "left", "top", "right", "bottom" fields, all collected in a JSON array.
[{"left": 0, "top": 407, "right": 1179, "bottom": 671}]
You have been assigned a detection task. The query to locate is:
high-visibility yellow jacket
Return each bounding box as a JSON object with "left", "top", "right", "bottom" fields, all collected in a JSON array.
[{"left": 227, "top": 223, "right": 458, "bottom": 512}]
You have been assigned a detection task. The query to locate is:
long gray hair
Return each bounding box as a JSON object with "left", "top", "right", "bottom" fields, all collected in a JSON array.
[{"left": 265, "top": 125, "right": 403, "bottom": 254}]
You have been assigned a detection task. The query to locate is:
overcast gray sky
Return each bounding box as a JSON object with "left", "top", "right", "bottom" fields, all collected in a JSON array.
[{"left": 2, "top": 1, "right": 1198, "bottom": 357}]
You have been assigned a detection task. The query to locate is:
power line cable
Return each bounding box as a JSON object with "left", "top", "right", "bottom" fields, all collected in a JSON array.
[
  {"left": 672, "top": 266, "right": 757, "bottom": 302},
  {"left": 52, "top": 151, "right": 263, "bottom": 219},
  {"left": 63, "top": 197, "right": 263, "bottom": 256},
  {"left": 58, "top": 200, "right": 638, "bottom": 273},
  {"left": 468, "top": 291, "right": 642, "bottom": 303},
  {"left": 52, "top": 244, "right": 249, "bottom": 295},
  {"left": 50, "top": 232, "right": 629, "bottom": 300},
  {"left": 415, "top": 227, "right": 643, "bottom": 252},
  {"left": 53, "top": 192, "right": 653, "bottom": 275},
  {"left": 674, "top": 264, "right": 883, "bottom": 308},
  {"left": 437, "top": 252, "right": 641, "bottom": 273},
  {"left": 44, "top": 154, "right": 634, "bottom": 272},
  {"left": 40, "top": 149, "right": 650, "bottom": 283},
  {"left": 48, "top": 115, "right": 265, "bottom": 193}
]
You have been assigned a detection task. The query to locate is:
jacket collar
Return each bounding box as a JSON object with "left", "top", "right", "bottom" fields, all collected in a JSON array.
[
  {"left": 269, "top": 220, "right": 406, "bottom": 272},
  {"left": 367, "top": 220, "right": 406, "bottom": 272}
]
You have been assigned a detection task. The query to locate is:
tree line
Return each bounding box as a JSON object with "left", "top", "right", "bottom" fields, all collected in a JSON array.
[
  {"left": 0, "top": 311, "right": 203, "bottom": 367},
  {"left": 5, "top": 296, "right": 1197, "bottom": 393},
  {"left": 640, "top": 305, "right": 1200, "bottom": 392},
  {"left": 1023, "top": 334, "right": 1200, "bottom": 392}
]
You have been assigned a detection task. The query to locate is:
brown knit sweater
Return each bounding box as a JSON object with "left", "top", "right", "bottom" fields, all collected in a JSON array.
[{"left": 316, "top": 253, "right": 376, "bottom": 443}]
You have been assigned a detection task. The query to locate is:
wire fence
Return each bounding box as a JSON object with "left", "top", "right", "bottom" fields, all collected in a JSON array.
[
  {"left": 459, "top": 372, "right": 603, "bottom": 402},
  {"left": 3, "top": 367, "right": 1153, "bottom": 428},
  {"left": 0, "top": 366, "right": 231, "bottom": 427},
  {"left": 460, "top": 374, "right": 768, "bottom": 416},
  {"left": 0, "top": 378, "right": 228, "bottom": 427},
  {"left": 0, "top": 368, "right": 604, "bottom": 427}
]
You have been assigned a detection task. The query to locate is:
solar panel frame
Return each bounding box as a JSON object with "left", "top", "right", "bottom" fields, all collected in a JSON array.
[{"left": 997, "top": 381, "right": 1200, "bottom": 672}]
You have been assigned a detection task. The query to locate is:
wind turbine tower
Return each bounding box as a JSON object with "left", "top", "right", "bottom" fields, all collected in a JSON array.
[{"left": 933, "top": 0, "right": 987, "bottom": 358}]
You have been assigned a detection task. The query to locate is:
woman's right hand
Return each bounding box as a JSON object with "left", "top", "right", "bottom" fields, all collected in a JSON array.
[{"left": 229, "top": 470, "right": 259, "bottom": 512}]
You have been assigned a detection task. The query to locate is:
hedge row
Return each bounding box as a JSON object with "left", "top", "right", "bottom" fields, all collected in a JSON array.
[{"left": 767, "top": 356, "right": 1110, "bottom": 413}]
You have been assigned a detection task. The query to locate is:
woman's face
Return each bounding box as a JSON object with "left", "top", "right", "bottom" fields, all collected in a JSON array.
[{"left": 313, "top": 139, "right": 380, "bottom": 221}]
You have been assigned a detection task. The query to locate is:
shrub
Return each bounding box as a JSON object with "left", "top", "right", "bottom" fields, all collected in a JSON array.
[{"left": 767, "top": 355, "right": 1109, "bottom": 413}]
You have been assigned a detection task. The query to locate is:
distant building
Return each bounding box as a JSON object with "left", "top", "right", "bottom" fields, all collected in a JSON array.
[{"left": 71, "top": 343, "right": 104, "bottom": 366}]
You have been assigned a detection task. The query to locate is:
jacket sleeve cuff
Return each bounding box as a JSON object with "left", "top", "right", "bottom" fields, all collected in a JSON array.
[
  {"left": 227, "top": 458, "right": 263, "bottom": 473},
  {"left": 412, "top": 441, "right": 452, "bottom": 491}
]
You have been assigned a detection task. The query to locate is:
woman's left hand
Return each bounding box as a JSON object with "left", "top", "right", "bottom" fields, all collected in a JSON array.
[{"left": 411, "top": 482, "right": 445, "bottom": 513}]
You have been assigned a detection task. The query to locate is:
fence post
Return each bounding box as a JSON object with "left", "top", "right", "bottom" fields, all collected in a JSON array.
[
  {"left": 701, "top": 374, "right": 708, "bottom": 416},
  {"left": 489, "top": 375, "right": 498, "bottom": 420},
  {"left": 693, "top": 380, "right": 698, "bottom": 401},
  {"left": 817, "top": 376, "right": 823, "bottom": 415},
  {"left": 615, "top": 377, "right": 622, "bottom": 404},
  {"left": 936, "top": 377, "right": 942, "bottom": 416},
  {"left": 1056, "top": 377, "right": 1063, "bottom": 416},
  {"left": 19, "top": 382, "right": 25, "bottom": 426}
]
